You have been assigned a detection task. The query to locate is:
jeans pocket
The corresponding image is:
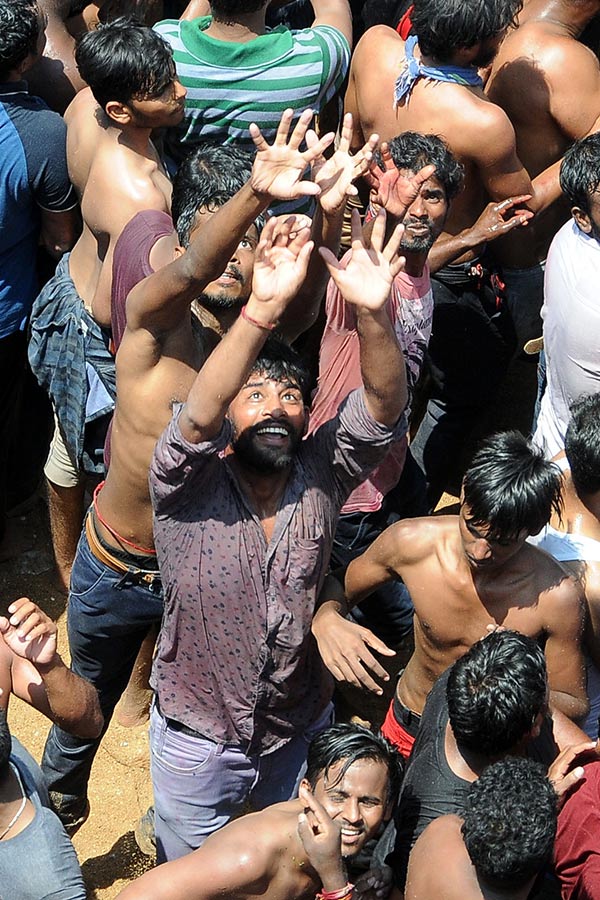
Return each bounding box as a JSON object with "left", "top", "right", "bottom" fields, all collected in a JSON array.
[{"left": 153, "top": 718, "right": 218, "bottom": 776}]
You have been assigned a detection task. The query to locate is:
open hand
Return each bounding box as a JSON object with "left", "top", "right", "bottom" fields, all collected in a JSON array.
[
  {"left": 365, "top": 142, "right": 437, "bottom": 219},
  {"left": 319, "top": 208, "right": 405, "bottom": 311},
  {"left": 307, "top": 113, "right": 379, "bottom": 216},
  {"left": 0, "top": 598, "right": 57, "bottom": 666},
  {"left": 249, "top": 109, "right": 335, "bottom": 201},
  {"left": 471, "top": 195, "right": 533, "bottom": 245},
  {"left": 248, "top": 215, "right": 313, "bottom": 320},
  {"left": 312, "top": 604, "right": 395, "bottom": 695}
]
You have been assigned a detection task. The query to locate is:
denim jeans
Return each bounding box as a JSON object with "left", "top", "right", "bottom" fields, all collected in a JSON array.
[
  {"left": 42, "top": 526, "right": 164, "bottom": 808},
  {"left": 501, "top": 261, "right": 545, "bottom": 351},
  {"left": 150, "top": 701, "right": 334, "bottom": 862},
  {"left": 330, "top": 450, "right": 427, "bottom": 646}
]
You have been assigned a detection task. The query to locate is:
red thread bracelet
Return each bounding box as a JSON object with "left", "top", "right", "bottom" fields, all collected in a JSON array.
[{"left": 240, "top": 305, "right": 276, "bottom": 331}]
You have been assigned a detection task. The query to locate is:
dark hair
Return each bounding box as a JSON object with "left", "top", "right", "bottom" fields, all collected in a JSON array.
[
  {"left": 210, "top": 0, "right": 267, "bottom": 21},
  {"left": 565, "top": 394, "right": 600, "bottom": 497},
  {"left": 0, "top": 0, "right": 40, "bottom": 80},
  {"left": 249, "top": 337, "right": 312, "bottom": 405},
  {"left": 462, "top": 757, "right": 557, "bottom": 887},
  {"left": 0, "top": 707, "right": 11, "bottom": 776},
  {"left": 447, "top": 630, "right": 548, "bottom": 756},
  {"left": 75, "top": 17, "right": 175, "bottom": 110},
  {"left": 411, "top": 0, "right": 521, "bottom": 60},
  {"left": 385, "top": 132, "right": 464, "bottom": 201},
  {"left": 306, "top": 723, "right": 403, "bottom": 804},
  {"left": 560, "top": 133, "right": 600, "bottom": 215},
  {"left": 462, "top": 431, "right": 563, "bottom": 543},
  {"left": 172, "top": 144, "right": 257, "bottom": 247}
]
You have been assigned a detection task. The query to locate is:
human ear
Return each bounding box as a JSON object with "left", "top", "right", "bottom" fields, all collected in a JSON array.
[
  {"left": 572, "top": 206, "right": 592, "bottom": 234},
  {"left": 104, "top": 100, "right": 133, "bottom": 126}
]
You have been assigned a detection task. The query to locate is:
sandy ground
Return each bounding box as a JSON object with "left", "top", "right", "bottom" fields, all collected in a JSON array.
[{"left": 0, "top": 356, "right": 538, "bottom": 897}]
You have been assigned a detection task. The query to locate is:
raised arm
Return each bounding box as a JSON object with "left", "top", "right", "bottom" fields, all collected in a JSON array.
[
  {"left": 0, "top": 598, "right": 103, "bottom": 739},
  {"left": 311, "top": 0, "right": 352, "bottom": 45},
  {"left": 126, "top": 108, "right": 334, "bottom": 336},
  {"left": 179, "top": 215, "right": 313, "bottom": 443},
  {"left": 319, "top": 208, "right": 407, "bottom": 426}
]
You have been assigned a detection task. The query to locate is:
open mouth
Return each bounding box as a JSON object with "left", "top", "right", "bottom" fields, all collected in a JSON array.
[{"left": 255, "top": 424, "right": 291, "bottom": 445}]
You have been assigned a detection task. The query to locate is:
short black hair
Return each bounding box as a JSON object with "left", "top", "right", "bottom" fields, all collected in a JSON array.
[
  {"left": 462, "top": 757, "right": 557, "bottom": 888},
  {"left": 210, "top": 0, "right": 267, "bottom": 21},
  {"left": 0, "top": 0, "right": 40, "bottom": 81},
  {"left": 565, "top": 394, "right": 600, "bottom": 498},
  {"left": 462, "top": 431, "right": 563, "bottom": 543},
  {"left": 249, "top": 337, "right": 312, "bottom": 405},
  {"left": 447, "top": 630, "right": 548, "bottom": 756},
  {"left": 385, "top": 132, "right": 464, "bottom": 202},
  {"left": 0, "top": 707, "right": 11, "bottom": 776},
  {"left": 306, "top": 723, "right": 403, "bottom": 804},
  {"left": 560, "top": 133, "right": 600, "bottom": 214},
  {"left": 76, "top": 17, "right": 175, "bottom": 111},
  {"left": 172, "top": 144, "right": 257, "bottom": 247},
  {"left": 411, "top": 0, "right": 521, "bottom": 61}
]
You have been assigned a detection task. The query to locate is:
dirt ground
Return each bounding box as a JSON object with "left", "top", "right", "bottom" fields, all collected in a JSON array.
[{"left": 0, "top": 357, "right": 538, "bottom": 897}]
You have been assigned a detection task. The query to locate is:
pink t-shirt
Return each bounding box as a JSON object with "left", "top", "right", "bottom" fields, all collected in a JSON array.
[{"left": 308, "top": 258, "right": 433, "bottom": 513}]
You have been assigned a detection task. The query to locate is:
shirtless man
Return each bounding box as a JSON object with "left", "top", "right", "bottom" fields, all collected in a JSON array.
[
  {"left": 29, "top": 19, "right": 185, "bottom": 591},
  {"left": 41, "top": 110, "right": 339, "bottom": 832},
  {"left": 530, "top": 394, "right": 600, "bottom": 739},
  {"left": 486, "top": 0, "right": 600, "bottom": 346},
  {"left": 313, "top": 430, "right": 587, "bottom": 758},
  {"left": 116, "top": 724, "right": 399, "bottom": 900},
  {"left": 344, "top": 0, "right": 558, "bottom": 506}
]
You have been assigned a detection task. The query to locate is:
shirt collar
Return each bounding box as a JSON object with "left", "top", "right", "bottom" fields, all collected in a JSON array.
[{"left": 0, "top": 79, "right": 29, "bottom": 97}]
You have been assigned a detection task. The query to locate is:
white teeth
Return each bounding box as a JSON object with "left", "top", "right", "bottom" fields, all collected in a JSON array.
[
  {"left": 258, "top": 426, "right": 288, "bottom": 436},
  {"left": 341, "top": 829, "right": 361, "bottom": 836}
]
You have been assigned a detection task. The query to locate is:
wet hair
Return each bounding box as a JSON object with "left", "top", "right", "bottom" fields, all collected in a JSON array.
[
  {"left": 0, "top": 707, "right": 11, "bottom": 776},
  {"left": 248, "top": 337, "right": 312, "bottom": 405},
  {"left": 411, "top": 0, "right": 522, "bottom": 61},
  {"left": 560, "top": 133, "right": 600, "bottom": 215},
  {"left": 462, "top": 431, "right": 563, "bottom": 543},
  {"left": 75, "top": 17, "right": 175, "bottom": 111},
  {"left": 447, "top": 630, "right": 548, "bottom": 757},
  {"left": 172, "top": 144, "right": 261, "bottom": 247},
  {"left": 385, "top": 132, "right": 464, "bottom": 202},
  {"left": 462, "top": 757, "right": 557, "bottom": 888},
  {"left": 0, "top": 0, "right": 40, "bottom": 80},
  {"left": 565, "top": 394, "right": 600, "bottom": 498},
  {"left": 210, "top": 0, "right": 267, "bottom": 20},
  {"left": 306, "top": 723, "right": 403, "bottom": 804}
]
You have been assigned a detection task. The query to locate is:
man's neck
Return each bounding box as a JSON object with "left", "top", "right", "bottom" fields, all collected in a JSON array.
[
  {"left": 404, "top": 250, "right": 427, "bottom": 277},
  {"left": 204, "top": 9, "right": 268, "bottom": 42},
  {"left": 228, "top": 455, "right": 291, "bottom": 521},
  {"left": 117, "top": 123, "right": 157, "bottom": 158}
]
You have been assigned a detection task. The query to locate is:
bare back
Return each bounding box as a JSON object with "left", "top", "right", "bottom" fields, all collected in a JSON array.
[
  {"left": 345, "top": 26, "right": 532, "bottom": 262},
  {"left": 65, "top": 88, "right": 173, "bottom": 326},
  {"left": 487, "top": 18, "right": 600, "bottom": 265}
]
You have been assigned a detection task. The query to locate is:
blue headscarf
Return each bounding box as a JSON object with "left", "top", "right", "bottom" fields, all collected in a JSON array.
[{"left": 394, "top": 35, "right": 484, "bottom": 105}]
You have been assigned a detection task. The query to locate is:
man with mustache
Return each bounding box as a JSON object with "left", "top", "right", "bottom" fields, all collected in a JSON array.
[{"left": 147, "top": 204, "right": 410, "bottom": 862}]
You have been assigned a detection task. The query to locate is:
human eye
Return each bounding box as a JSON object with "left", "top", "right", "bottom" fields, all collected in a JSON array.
[{"left": 240, "top": 237, "right": 255, "bottom": 250}]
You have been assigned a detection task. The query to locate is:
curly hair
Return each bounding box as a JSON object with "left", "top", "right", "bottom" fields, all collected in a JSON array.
[{"left": 0, "top": 0, "right": 40, "bottom": 81}]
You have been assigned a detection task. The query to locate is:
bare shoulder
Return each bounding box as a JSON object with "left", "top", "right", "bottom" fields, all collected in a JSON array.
[
  {"left": 528, "top": 544, "right": 585, "bottom": 612},
  {"left": 376, "top": 515, "right": 451, "bottom": 565},
  {"left": 353, "top": 24, "right": 403, "bottom": 70},
  {"left": 64, "top": 85, "right": 99, "bottom": 127}
]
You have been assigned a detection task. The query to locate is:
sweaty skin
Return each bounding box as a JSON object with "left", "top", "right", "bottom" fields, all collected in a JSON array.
[
  {"left": 65, "top": 86, "right": 181, "bottom": 326},
  {"left": 486, "top": 0, "right": 600, "bottom": 267},
  {"left": 344, "top": 26, "right": 535, "bottom": 264},
  {"left": 342, "top": 512, "right": 587, "bottom": 720}
]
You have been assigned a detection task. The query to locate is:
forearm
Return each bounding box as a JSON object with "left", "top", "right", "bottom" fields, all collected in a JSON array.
[
  {"left": 531, "top": 160, "right": 562, "bottom": 213},
  {"left": 549, "top": 688, "right": 589, "bottom": 724},
  {"left": 36, "top": 655, "right": 103, "bottom": 739},
  {"left": 356, "top": 306, "right": 407, "bottom": 426},
  {"left": 311, "top": 0, "right": 352, "bottom": 42},
  {"left": 428, "top": 228, "right": 485, "bottom": 273}
]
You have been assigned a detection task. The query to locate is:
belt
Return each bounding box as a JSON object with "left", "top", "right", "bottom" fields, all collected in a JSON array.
[
  {"left": 156, "top": 697, "right": 204, "bottom": 739},
  {"left": 85, "top": 513, "right": 160, "bottom": 586},
  {"left": 392, "top": 693, "right": 421, "bottom": 733}
]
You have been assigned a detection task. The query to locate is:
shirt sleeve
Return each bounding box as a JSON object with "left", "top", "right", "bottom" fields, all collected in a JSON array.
[
  {"left": 21, "top": 105, "right": 76, "bottom": 212},
  {"left": 295, "top": 25, "right": 351, "bottom": 102},
  {"left": 149, "top": 403, "right": 233, "bottom": 514},
  {"left": 309, "top": 388, "right": 408, "bottom": 501}
]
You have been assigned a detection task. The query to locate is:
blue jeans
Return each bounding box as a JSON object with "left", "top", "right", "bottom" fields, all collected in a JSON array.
[
  {"left": 150, "top": 701, "right": 334, "bottom": 862},
  {"left": 501, "top": 261, "right": 545, "bottom": 351},
  {"left": 42, "top": 526, "right": 164, "bottom": 808}
]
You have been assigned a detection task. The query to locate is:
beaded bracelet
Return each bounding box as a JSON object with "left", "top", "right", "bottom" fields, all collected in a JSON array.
[{"left": 240, "top": 304, "right": 276, "bottom": 331}]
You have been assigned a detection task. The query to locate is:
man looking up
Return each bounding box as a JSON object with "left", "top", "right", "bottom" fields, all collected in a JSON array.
[
  {"left": 148, "top": 206, "right": 410, "bottom": 860},
  {"left": 40, "top": 109, "right": 338, "bottom": 834},
  {"left": 313, "top": 431, "right": 587, "bottom": 758},
  {"left": 117, "top": 724, "right": 401, "bottom": 900},
  {"left": 28, "top": 19, "right": 186, "bottom": 593}
]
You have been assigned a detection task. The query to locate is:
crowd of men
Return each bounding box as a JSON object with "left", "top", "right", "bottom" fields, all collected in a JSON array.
[{"left": 1, "top": 0, "right": 600, "bottom": 896}]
